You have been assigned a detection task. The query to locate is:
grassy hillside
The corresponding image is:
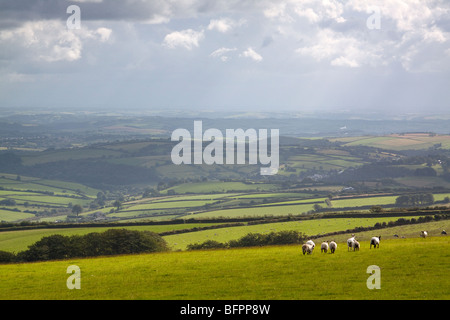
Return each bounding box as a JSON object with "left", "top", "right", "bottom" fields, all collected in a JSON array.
[
  {"left": 331, "top": 133, "right": 450, "bottom": 151},
  {"left": 0, "top": 237, "right": 448, "bottom": 300}
]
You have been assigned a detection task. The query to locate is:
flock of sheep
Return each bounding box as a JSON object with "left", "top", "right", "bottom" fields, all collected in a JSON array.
[
  {"left": 301, "top": 229, "right": 446, "bottom": 255},
  {"left": 301, "top": 235, "right": 381, "bottom": 255}
]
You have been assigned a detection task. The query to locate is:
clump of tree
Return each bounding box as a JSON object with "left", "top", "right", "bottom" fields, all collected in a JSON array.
[
  {"left": 187, "top": 230, "right": 307, "bottom": 250},
  {"left": 395, "top": 193, "right": 434, "bottom": 207},
  {"left": 0, "top": 229, "right": 169, "bottom": 263}
]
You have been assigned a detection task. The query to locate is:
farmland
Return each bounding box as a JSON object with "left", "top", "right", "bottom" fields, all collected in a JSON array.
[
  {"left": 1, "top": 113, "right": 450, "bottom": 302},
  {"left": 0, "top": 236, "right": 448, "bottom": 300}
]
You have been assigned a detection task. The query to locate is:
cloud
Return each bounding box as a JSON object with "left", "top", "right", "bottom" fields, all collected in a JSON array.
[
  {"left": 95, "top": 27, "right": 112, "bottom": 42},
  {"left": 0, "top": 20, "right": 112, "bottom": 62},
  {"left": 210, "top": 47, "right": 237, "bottom": 61},
  {"left": 240, "top": 47, "right": 263, "bottom": 62},
  {"left": 208, "top": 18, "right": 233, "bottom": 33},
  {"left": 295, "top": 28, "right": 384, "bottom": 68},
  {"left": 263, "top": 0, "right": 346, "bottom": 24},
  {"left": 163, "top": 29, "right": 204, "bottom": 50}
]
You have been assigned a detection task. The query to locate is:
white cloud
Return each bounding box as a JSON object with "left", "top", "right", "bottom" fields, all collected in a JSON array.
[
  {"left": 263, "top": 0, "right": 346, "bottom": 24},
  {"left": 0, "top": 20, "right": 112, "bottom": 62},
  {"left": 331, "top": 56, "right": 359, "bottom": 68},
  {"left": 96, "top": 27, "right": 112, "bottom": 42},
  {"left": 210, "top": 47, "right": 237, "bottom": 61},
  {"left": 293, "top": 0, "right": 346, "bottom": 23},
  {"left": 163, "top": 29, "right": 204, "bottom": 50},
  {"left": 240, "top": 47, "right": 263, "bottom": 62},
  {"left": 208, "top": 18, "right": 232, "bottom": 33},
  {"left": 296, "top": 28, "right": 383, "bottom": 68}
]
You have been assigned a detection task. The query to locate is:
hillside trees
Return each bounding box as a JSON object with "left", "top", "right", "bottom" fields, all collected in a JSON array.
[
  {"left": 71, "top": 204, "right": 83, "bottom": 216},
  {"left": 395, "top": 193, "right": 434, "bottom": 207},
  {"left": 14, "top": 229, "right": 169, "bottom": 262}
]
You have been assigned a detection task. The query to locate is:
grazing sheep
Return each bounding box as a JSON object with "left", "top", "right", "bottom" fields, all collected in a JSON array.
[
  {"left": 352, "top": 240, "right": 360, "bottom": 251},
  {"left": 442, "top": 230, "right": 447, "bottom": 235},
  {"left": 306, "top": 240, "right": 315, "bottom": 249},
  {"left": 393, "top": 234, "right": 399, "bottom": 238},
  {"left": 302, "top": 243, "right": 314, "bottom": 255},
  {"left": 347, "top": 236, "right": 356, "bottom": 251},
  {"left": 370, "top": 236, "right": 381, "bottom": 249},
  {"left": 321, "top": 241, "right": 329, "bottom": 253},
  {"left": 329, "top": 241, "right": 337, "bottom": 254},
  {"left": 420, "top": 231, "right": 428, "bottom": 238}
]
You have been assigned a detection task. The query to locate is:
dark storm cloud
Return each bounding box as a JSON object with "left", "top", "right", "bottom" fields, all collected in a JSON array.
[
  {"left": 0, "top": 0, "right": 265, "bottom": 29},
  {"left": 0, "top": 0, "right": 174, "bottom": 29}
]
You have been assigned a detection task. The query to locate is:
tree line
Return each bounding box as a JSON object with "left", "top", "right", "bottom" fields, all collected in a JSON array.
[
  {"left": 0, "top": 228, "right": 169, "bottom": 263},
  {"left": 395, "top": 193, "right": 434, "bottom": 207},
  {"left": 186, "top": 230, "right": 307, "bottom": 250}
]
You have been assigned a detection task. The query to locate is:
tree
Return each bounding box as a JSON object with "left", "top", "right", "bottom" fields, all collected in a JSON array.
[
  {"left": 370, "top": 206, "right": 383, "bottom": 213},
  {"left": 71, "top": 204, "right": 83, "bottom": 217},
  {"left": 96, "top": 192, "right": 106, "bottom": 206},
  {"left": 313, "top": 204, "right": 322, "bottom": 212},
  {"left": 113, "top": 200, "right": 122, "bottom": 211}
]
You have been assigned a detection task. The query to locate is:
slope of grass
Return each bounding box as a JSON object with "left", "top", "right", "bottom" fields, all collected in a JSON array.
[
  {"left": 164, "top": 216, "right": 441, "bottom": 251},
  {"left": 0, "top": 237, "right": 448, "bottom": 300}
]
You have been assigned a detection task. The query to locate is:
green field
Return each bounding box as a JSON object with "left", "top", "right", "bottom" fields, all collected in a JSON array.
[
  {"left": 163, "top": 182, "right": 280, "bottom": 194},
  {"left": 0, "top": 237, "right": 448, "bottom": 300},
  {"left": 0, "top": 223, "right": 224, "bottom": 253},
  {"left": 2, "top": 215, "right": 446, "bottom": 254},
  {"left": 331, "top": 133, "right": 450, "bottom": 151},
  {"left": 164, "top": 216, "right": 445, "bottom": 251}
]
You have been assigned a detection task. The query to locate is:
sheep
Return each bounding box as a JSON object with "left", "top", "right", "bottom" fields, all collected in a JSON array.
[
  {"left": 302, "top": 243, "right": 314, "bottom": 255},
  {"left": 442, "top": 230, "right": 447, "bottom": 235},
  {"left": 329, "top": 241, "right": 337, "bottom": 254},
  {"left": 321, "top": 241, "right": 329, "bottom": 253},
  {"left": 352, "top": 240, "right": 360, "bottom": 251},
  {"left": 306, "top": 240, "right": 315, "bottom": 249},
  {"left": 370, "top": 236, "right": 381, "bottom": 249},
  {"left": 347, "top": 235, "right": 356, "bottom": 251},
  {"left": 420, "top": 231, "right": 428, "bottom": 238}
]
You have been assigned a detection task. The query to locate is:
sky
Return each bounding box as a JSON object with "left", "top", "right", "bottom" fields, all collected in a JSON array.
[{"left": 1, "top": 0, "right": 450, "bottom": 116}]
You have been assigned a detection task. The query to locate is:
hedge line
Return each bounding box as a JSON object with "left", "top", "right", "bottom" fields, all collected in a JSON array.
[
  {"left": 186, "top": 230, "right": 307, "bottom": 250},
  {"left": 0, "top": 228, "right": 169, "bottom": 263}
]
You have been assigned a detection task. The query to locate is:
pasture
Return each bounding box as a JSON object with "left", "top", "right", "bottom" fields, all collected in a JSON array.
[
  {"left": 164, "top": 216, "right": 449, "bottom": 251},
  {"left": 331, "top": 133, "right": 450, "bottom": 151},
  {"left": 0, "top": 237, "right": 448, "bottom": 300},
  {"left": 0, "top": 223, "right": 224, "bottom": 253}
]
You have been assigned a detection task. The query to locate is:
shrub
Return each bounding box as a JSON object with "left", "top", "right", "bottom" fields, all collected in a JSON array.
[
  {"left": 16, "top": 229, "right": 169, "bottom": 262},
  {"left": 0, "top": 250, "right": 16, "bottom": 263},
  {"left": 190, "top": 231, "right": 307, "bottom": 250},
  {"left": 187, "top": 240, "right": 227, "bottom": 250}
]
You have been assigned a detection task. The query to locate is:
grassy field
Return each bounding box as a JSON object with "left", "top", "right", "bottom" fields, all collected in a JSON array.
[
  {"left": 0, "top": 236, "right": 448, "bottom": 300},
  {"left": 0, "top": 223, "right": 225, "bottom": 253},
  {"left": 163, "top": 181, "right": 280, "bottom": 194},
  {"left": 331, "top": 133, "right": 450, "bottom": 151},
  {"left": 164, "top": 216, "right": 447, "bottom": 251},
  {"left": 2, "top": 215, "right": 446, "bottom": 253}
]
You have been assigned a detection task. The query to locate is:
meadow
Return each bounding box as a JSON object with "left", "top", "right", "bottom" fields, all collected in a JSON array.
[
  {"left": 164, "top": 216, "right": 449, "bottom": 250},
  {"left": 330, "top": 133, "right": 450, "bottom": 151},
  {"left": 1, "top": 131, "right": 450, "bottom": 301},
  {"left": 0, "top": 236, "right": 448, "bottom": 300}
]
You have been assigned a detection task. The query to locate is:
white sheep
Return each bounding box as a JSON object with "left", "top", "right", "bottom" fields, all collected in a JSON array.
[
  {"left": 352, "top": 240, "right": 360, "bottom": 251},
  {"left": 302, "top": 243, "right": 314, "bottom": 255},
  {"left": 306, "top": 240, "right": 315, "bottom": 249},
  {"left": 321, "top": 241, "right": 329, "bottom": 253},
  {"left": 370, "top": 236, "right": 381, "bottom": 249},
  {"left": 329, "top": 241, "right": 337, "bottom": 254},
  {"left": 347, "top": 235, "right": 355, "bottom": 251},
  {"left": 420, "top": 231, "right": 428, "bottom": 238}
]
